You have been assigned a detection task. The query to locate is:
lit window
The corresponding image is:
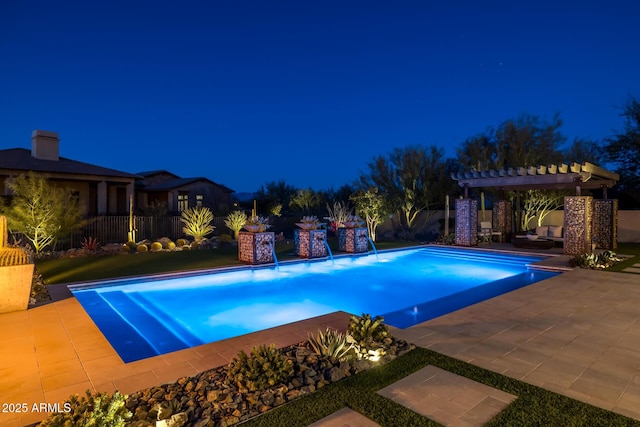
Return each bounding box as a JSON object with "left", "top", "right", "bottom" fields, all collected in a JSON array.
[
  {"left": 196, "top": 194, "right": 203, "bottom": 207},
  {"left": 177, "top": 193, "right": 188, "bottom": 212}
]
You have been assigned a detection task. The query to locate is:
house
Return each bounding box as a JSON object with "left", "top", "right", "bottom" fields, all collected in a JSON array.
[
  {"left": 136, "top": 170, "right": 234, "bottom": 215},
  {"left": 0, "top": 130, "right": 139, "bottom": 215}
]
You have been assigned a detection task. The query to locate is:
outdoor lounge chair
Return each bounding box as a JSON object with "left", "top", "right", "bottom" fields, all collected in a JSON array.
[{"left": 478, "top": 221, "right": 502, "bottom": 243}]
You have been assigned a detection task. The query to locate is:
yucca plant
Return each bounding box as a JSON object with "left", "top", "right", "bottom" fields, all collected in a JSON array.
[
  {"left": 180, "top": 206, "right": 215, "bottom": 243},
  {"left": 224, "top": 210, "right": 247, "bottom": 240},
  {"left": 325, "top": 201, "right": 353, "bottom": 228},
  {"left": 308, "top": 328, "right": 356, "bottom": 361}
]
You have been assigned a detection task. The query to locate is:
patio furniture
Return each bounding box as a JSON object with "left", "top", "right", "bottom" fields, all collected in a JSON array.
[{"left": 478, "top": 221, "right": 502, "bottom": 243}]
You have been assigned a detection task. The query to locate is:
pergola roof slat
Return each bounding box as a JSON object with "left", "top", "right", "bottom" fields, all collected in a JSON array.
[{"left": 454, "top": 162, "right": 618, "bottom": 191}]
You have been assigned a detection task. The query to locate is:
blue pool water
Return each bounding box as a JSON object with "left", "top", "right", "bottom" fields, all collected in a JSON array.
[{"left": 70, "top": 246, "right": 559, "bottom": 362}]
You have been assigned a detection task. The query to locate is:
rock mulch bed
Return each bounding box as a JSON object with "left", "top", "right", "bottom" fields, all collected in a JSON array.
[{"left": 126, "top": 339, "right": 415, "bottom": 426}]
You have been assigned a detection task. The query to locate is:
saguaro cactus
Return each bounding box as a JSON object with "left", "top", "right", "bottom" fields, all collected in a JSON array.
[{"left": 0, "top": 215, "right": 7, "bottom": 248}]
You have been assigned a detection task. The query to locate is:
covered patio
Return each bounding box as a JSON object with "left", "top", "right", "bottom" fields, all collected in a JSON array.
[{"left": 451, "top": 162, "right": 620, "bottom": 255}]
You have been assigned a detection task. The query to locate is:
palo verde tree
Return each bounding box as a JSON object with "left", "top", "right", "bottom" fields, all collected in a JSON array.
[
  {"left": 289, "top": 188, "right": 320, "bottom": 213},
  {"left": 1, "top": 172, "right": 86, "bottom": 253},
  {"left": 255, "top": 180, "right": 297, "bottom": 215},
  {"left": 350, "top": 187, "right": 388, "bottom": 242},
  {"left": 357, "top": 145, "right": 449, "bottom": 239},
  {"left": 604, "top": 95, "right": 640, "bottom": 207}
]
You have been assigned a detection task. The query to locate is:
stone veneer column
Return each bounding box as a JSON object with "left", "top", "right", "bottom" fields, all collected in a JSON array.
[
  {"left": 492, "top": 200, "right": 512, "bottom": 243},
  {"left": 592, "top": 199, "right": 618, "bottom": 250},
  {"left": 238, "top": 231, "right": 275, "bottom": 264},
  {"left": 298, "top": 230, "right": 328, "bottom": 258},
  {"left": 337, "top": 227, "right": 368, "bottom": 253},
  {"left": 455, "top": 198, "right": 478, "bottom": 246},
  {"left": 563, "top": 196, "right": 593, "bottom": 255}
]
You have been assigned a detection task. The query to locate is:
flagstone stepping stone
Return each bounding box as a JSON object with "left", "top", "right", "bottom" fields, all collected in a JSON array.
[
  {"left": 308, "top": 407, "right": 380, "bottom": 427},
  {"left": 378, "top": 365, "right": 516, "bottom": 427}
]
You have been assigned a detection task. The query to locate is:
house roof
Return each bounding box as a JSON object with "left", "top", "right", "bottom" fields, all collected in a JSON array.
[
  {"left": 0, "top": 148, "right": 140, "bottom": 180},
  {"left": 136, "top": 170, "right": 180, "bottom": 178},
  {"left": 141, "top": 177, "right": 234, "bottom": 193}
]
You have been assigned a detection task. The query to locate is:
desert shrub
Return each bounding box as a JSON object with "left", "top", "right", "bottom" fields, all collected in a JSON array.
[
  {"left": 39, "top": 390, "right": 131, "bottom": 427},
  {"left": 176, "top": 238, "right": 188, "bottom": 247},
  {"left": 308, "top": 328, "right": 356, "bottom": 361},
  {"left": 136, "top": 244, "right": 148, "bottom": 253},
  {"left": 166, "top": 241, "right": 176, "bottom": 250},
  {"left": 190, "top": 241, "right": 199, "bottom": 250},
  {"left": 570, "top": 250, "right": 622, "bottom": 269},
  {"left": 150, "top": 242, "right": 163, "bottom": 252},
  {"left": 227, "top": 344, "right": 294, "bottom": 391}
]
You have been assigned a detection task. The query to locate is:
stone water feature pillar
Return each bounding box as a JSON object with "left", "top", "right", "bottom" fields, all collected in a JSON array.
[
  {"left": 238, "top": 231, "right": 275, "bottom": 264},
  {"left": 298, "top": 229, "right": 328, "bottom": 258},
  {"left": 592, "top": 199, "right": 618, "bottom": 250},
  {"left": 492, "top": 200, "right": 512, "bottom": 243},
  {"left": 563, "top": 196, "right": 593, "bottom": 255},
  {"left": 455, "top": 198, "right": 478, "bottom": 246},
  {"left": 337, "top": 227, "right": 368, "bottom": 253}
]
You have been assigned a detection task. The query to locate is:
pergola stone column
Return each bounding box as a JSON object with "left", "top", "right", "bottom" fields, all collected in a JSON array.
[
  {"left": 563, "top": 196, "right": 593, "bottom": 255},
  {"left": 492, "top": 200, "right": 512, "bottom": 243},
  {"left": 455, "top": 198, "right": 478, "bottom": 246},
  {"left": 592, "top": 199, "right": 618, "bottom": 250}
]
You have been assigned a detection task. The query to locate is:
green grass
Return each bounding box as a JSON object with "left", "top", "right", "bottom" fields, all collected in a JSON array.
[
  {"left": 604, "top": 242, "right": 640, "bottom": 272},
  {"left": 35, "top": 239, "right": 420, "bottom": 284},
  {"left": 243, "top": 347, "right": 640, "bottom": 427}
]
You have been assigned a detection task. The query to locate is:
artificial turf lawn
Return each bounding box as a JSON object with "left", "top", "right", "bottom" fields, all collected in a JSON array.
[{"left": 243, "top": 347, "right": 640, "bottom": 427}]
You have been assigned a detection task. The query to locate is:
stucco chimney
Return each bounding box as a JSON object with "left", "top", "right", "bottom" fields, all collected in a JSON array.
[{"left": 31, "top": 130, "right": 60, "bottom": 161}]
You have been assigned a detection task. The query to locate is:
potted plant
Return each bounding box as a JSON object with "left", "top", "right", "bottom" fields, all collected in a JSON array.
[{"left": 243, "top": 215, "right": 270, "bottom": 233}]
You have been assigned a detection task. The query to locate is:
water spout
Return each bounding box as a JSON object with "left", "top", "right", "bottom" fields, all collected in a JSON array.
[
  {"left": 323, "top": 239, "right": 334, "bottom": 264},
  {"left": 266, "top": 241, "right": 279, "bottom": 270},
  {"left": 367, "top": 236, "right": 378, "bottom": 259}
]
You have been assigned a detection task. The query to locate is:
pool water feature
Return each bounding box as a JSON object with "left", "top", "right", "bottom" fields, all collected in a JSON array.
[{"left": 70, "top": 247, "right": 558, "bottom": 362}]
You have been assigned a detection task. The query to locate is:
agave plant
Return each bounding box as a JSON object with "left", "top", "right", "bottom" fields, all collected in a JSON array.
[
  {"left": 308, "top": 328, "right": 356, "bottom": 361},
  {"left": 244, "top": 215, "right": 270, "bottom": 232},
  {"left": 180, "top": 206, "right": 215, "bottom": 243}
]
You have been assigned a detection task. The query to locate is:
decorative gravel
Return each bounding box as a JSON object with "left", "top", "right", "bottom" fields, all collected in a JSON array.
[{"left": 126, "top": 339, "right": 415, "bottom": 426}]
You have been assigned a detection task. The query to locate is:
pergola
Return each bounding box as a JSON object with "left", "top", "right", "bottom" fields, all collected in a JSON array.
[{"left": 450, "top": 162, "right": 620, "bottom": 255}]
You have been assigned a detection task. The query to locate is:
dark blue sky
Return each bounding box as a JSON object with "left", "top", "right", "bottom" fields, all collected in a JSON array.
[{"left": 1, "top": 1, "right": 639, "bottom": 193}]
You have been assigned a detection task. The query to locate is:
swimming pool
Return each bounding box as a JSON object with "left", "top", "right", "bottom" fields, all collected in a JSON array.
[{"left": 70, "top": 246, "right": 559, "bottom": 362}]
